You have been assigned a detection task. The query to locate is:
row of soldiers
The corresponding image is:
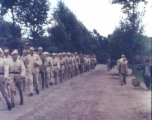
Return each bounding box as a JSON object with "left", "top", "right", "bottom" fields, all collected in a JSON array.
[{"left": 0, "top": 47, "right": 97, "bottom": 110}]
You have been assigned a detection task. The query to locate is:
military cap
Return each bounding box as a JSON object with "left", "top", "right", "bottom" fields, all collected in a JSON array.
[
  {"left": 52, "top": 53, "right": 56, "bottom": 55},
  {"left": 75, "top": 52, "right": 77, "bottom": 54},
  {"left": 121, "top": 55, "right": 125, "bottom": 58},
  {"left": 38, "top": 47, "right": 42, "bottom": 50},
  {"left": 4, "top": 49, "right": 9, "bottom": 52},
  {"left": 30, "top": 47, "right": 34, "bottom": 51},
  {"left": 23, "top": 49, "right": 27, "bottom": 53},
  {"left": 13, "top": 49, "right": 18, "bottom": 52},
  {"left": 12, "top": 50, "right": 18, "bottom": 55}
]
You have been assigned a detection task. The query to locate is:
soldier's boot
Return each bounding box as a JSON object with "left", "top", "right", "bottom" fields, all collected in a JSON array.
[
  {"left": 55, "top": 77, "right": 57, "bottom": 85},
  {"left": 11, "top": 91, "right": 15, "bottom": 108},
  {"left": 23, "top": 78, "right": 25, "bottom": 91},
  {"left": 7, "top": 103, "right": 12, "bottom": 110},
  {"left": 19, "top": 91, "right": 23, "bottom": 105}
]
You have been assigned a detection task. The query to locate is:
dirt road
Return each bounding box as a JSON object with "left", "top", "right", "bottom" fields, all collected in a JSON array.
[{"left": 0, "top": 65, "right": 151, "bottom": 120}]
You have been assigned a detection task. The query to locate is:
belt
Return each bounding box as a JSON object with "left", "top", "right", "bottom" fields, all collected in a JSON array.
[
  {"left": 61, "top": 64, "right": 64, "bottom": 65},
  {"left": 9, "top": 72, "right": 20, "bottom": 74},
  {"left": 0, "top": 73, "right": 4, "bottom": 75},
  {"left": 53, "top": 65, "right": 57, "bottom": 66}
]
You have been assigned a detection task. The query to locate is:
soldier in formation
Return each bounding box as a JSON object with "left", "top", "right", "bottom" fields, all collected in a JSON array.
[{"left": 0, "top": 47, "right": 97, "bottom": 110}]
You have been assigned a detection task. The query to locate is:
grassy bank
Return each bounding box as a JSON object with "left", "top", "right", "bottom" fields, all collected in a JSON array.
[{"left": 128, "top": 64, "right": 152, "bottom": 90}]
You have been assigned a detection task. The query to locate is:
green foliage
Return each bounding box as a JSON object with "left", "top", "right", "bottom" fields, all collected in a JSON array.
[{"left": 0, "top": 21, "right": 21, "bottom": 50}]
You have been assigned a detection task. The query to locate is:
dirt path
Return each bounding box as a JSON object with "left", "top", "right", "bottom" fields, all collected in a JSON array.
[{"left": 0, "top": 65, "right": 151, "bottom": 120}]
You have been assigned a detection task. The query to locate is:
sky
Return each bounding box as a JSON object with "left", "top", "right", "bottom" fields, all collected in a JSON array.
[
  {"left": 49, "top": 0, "right": 152, "bottom": 37},
  {"left": 3, "top": 0, "right": 152, "bottom": 38}
]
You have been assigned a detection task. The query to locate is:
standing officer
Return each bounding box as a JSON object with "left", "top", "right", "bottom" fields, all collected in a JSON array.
[
  {"left": 0, "top": 50, "right": 12, "bottom": 110},
  {"left": 62, "top": 52, "right": 67, "bottom": 80},
  {"left": 117, "top": 58, "right": 128, "bottom": 85},
  {"left": 9, "top": 50, "right": 25, "bottom": 107},
  {"left": 25, "top": 47, "right": 42, "bottom": 97},
  {"left": 20, "top": 50, "right": 27, "bottom": 91},
  {"left": 52, "top": 53, "right": 60, "bottom": 85},
  {"left": 38, "top": 47, "right": 47, "bottom": 90}
]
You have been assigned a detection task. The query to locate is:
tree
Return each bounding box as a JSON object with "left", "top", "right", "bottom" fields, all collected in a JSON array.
[
  {"left": 111, "top": 0, "right": 148, "bottom": 73},
  {"left": 15, "top": 0, "right": 50, "bottom": 49},
  {"left": 0, "top": 21, "right": 22, "bottom": 50}
]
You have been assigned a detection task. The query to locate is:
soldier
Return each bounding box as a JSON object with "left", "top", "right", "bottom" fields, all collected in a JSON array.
[
  {"left": 38, "top": 47, "right": 47, "bottom": 90},
  {"left": 20, "top": 50, "right": 27, "bottom": 91},
  {"left": 3, "top": 49, "right": 12, "bottom": 97},
  {"left": 117, "top": 58, "right": 128, "bottom": 85},
  {"left": 44, "top": 52, "right": 54, "bottom": 87},
  {"left": 62, "top": 52, "right": 67, "bottom": 80},
  {"left": 59, "top": 53, "right": 65, "bottom": 83},
  {"left": 0, "top": 49, "right": 12, "bottom": 110},
  {"left": 9, "top": 50, "right": 25, "bottom": 107},
  {"left": 117, "top": 55, "right": 125, "bottom": 75},
  {"left": 52, "top": 53, "right": 60, "bottom": 85},
  {"left": 71, "top": 53, "right": 76, "bottom": 78},
  {"left": 4, "top": 49, "right": 12, "bottom": 60},
  {"left": 74, "top": 52, "right": 80, "bottom": 75},
  {"left": 80, "top": 54, "right": 85, "bottom": 74},
  {"left": 25, "top": 47, "right": 42, "bottom": 97},
  {"left": 67, "top": 52, "right": 73, "bottom": 78}
]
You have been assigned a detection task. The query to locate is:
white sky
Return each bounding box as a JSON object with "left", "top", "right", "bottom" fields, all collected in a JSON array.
[
  {"left": 50, "top": 0, "right": 152, "bottom": 37},
  {"left": 3, "top": 0, "right": 152, "bottom": 38}
]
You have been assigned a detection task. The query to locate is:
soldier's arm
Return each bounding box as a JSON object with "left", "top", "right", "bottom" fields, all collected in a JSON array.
[
  {"left": 57, "top": 59, "right": 60, "bottom": 69},
  {"left": 50, "top": 58, "right": 54, "bottom": 71},
  {"left": 43, "top": 54, "right": 47, "bottom": 66},
  {"left": 20, "top": 61, "right": 26, "bottom": 77},
  {"left": 36, "top": 55, "right": 42, "bottom": 66}
]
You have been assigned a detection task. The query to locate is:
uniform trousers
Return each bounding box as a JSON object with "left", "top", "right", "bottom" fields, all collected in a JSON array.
[
  {"left": 28, "top": 73, "right": 39, "bottom": 93},
  {"left": 143, "top": 76, "right": 151, "bottom": 88},
  {"left": 10, "top": 80, "right": 23, "bottom": 104},
  {"left": 120, "top": 73, "right": 126, "bottom": 84}
]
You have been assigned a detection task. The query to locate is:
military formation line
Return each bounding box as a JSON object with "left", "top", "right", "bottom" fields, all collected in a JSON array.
[{"left": 0, "top": 47, "right": 97, "bottom": 110}]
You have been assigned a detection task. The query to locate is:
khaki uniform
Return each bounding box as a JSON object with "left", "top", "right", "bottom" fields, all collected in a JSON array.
[
  {"left": 63, "top": 56, "right": 68, "bottom": 80},
  {"left": 9, "top": 59, "right": 25, "bottom": 104},
  {"left": 117, "top": 60, "right": 128, "bottom": 84},
  {"left": 52, "top": 58, "right": 60, "bottom": 84},
  {"left": 0, "top": 58, "right": 9, "bottom": 101},
  {"left": 75, "top": 56, "right": 80, "bottom": 75},
  {"left": 71, "top": 57, "right": 76, "bottom": 77},
  {"left": 107, "top": 58, "right": 111, "bottom": 71},
  {"left": 25, "top": 54, "right": 42, "bottom": 93},
  {"left": 38, "top": 53, "right": 47, "bottom": 89},
  {"left": 59, "top": 58, "right": 65, "bottom": 83},
  {"left": 3, "top": 55, "right": 12, "bottom": 97},
  {"left": 80, "top": 57, "right": 85, "bottom": 73},
  {"left": 45, "top": 57, "right": 54, "bottom": 85},
  {"left": 4, "top": 55, "right": 12, "bottom": 61},
  {"left": 67, "top": 57, "right": 72, "bottom": 78}
]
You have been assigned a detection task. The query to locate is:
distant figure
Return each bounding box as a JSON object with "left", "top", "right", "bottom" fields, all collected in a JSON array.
[
  {"left": 136, "top": 60, "right": 152, "bottom": 91},
  {"left": 117, "top": 58, "right": 128, "bottom": 85},
  {"left": 107, "top": 57, "right": 111, "bottom": 71}
]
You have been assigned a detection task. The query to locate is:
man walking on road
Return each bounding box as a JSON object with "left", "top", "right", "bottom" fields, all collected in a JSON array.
[
  {"left": 117, "top": 58, "right": 128, "bottom": 85},
  {"left": 25, "top": 47, "right": 42, "bottom": 97},
  {"left": 0, "top": 49, "right": 12, "bottom": 110},
  {"left": 38, "top": 47, "right": 47, "bottom": 90},
  {"left": 136, "top": 60, "right": 152, "bottom": 91},
  {"left": 9, "top": 50, "right": 25, "bottom": 107}
]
